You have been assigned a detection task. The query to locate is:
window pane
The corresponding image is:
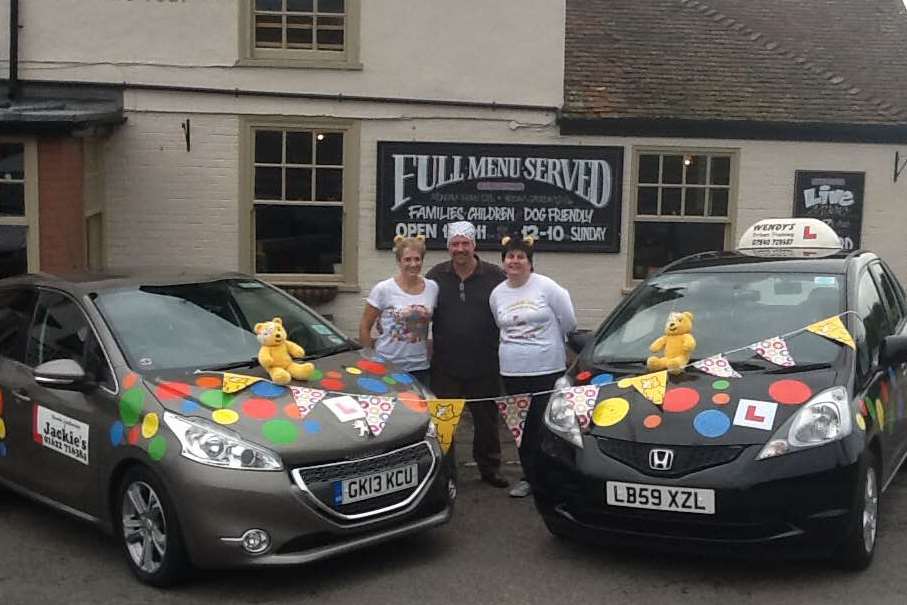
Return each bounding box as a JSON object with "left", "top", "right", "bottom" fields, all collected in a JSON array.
[
  {"left": 638, "top": 155, "right": 659, "bottom": 184},
  {"left": 255, "top": 130, "right": 283, "bottom": 164},
  {"left": 286, "top": 131, "right": 313, "bottom": 165},
  {"left": 315, "top": 168, "right": 343, "bottom": 201},
  {"left": 255, "top": 167, "right": 283, "bottom": 200},
  {"left": 285, "top": 168, "right": 313, "bottom": 201},
  {"left": 711, "top": 157, "right": 730, "bottom": 185},
  {"left": 637, "top": 187, "right": 658, "bottom": 215},
  {"left": 662, "top": 155, "right": 683, "bottom": 184},
  {"left": 318, "top": 0, "right": 345, "bottom": 13},
  {"left": 287, "top": 0, "right": 314, "bottom": 11},
  {"left": 684, "top": 155, "right": 707, "bottom": 184},
  {"left": 256, "top": 0, "right": 282, "bottom": 10},
  {"left": 254, "top": 15, "right": 283, "bottom": 47},
  {"left": 0, "top": 183, "right": 25, "bottom": 216},
  {"left": 0, "top": 226, "right": 26, "bottom": 280},
  {"left": 0, "top": 287, "right": 34, "bottom": 361},
  {"left": 709, "top": 189, "right": 729, "bottom": 216},
  {"left": 316, "top": 133, "right": 343, "bottom": 165},
  {"left": 662, "top": 187, "right": 681, "bottom": 216},
  {"left": 685, "top": 189, "right": 705, "bottom": 216},
  {"left": 0, "top": 143, "right": 24, "bottom": 180},
  {"left": 316, "top": 27, "right": 344, "bottom": 48},
  {"left": 633, "top": 222, "right": 726, "bottom": 280},
  {"left": 287, "top": 15, "right": 314, "bottom": 47},
  {"left": 255, "top": 205, "right": 343, "bottom": 274}
]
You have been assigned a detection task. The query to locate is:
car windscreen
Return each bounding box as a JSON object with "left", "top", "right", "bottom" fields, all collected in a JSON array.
[
  {"left": 93, "top": 278, "right": 352, "bottom": 372},
  {"left": 591, "top": 271, "right": 845, "bottom": 368}
]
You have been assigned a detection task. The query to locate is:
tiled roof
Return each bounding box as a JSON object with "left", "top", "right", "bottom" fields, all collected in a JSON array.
[{"left": 564, "top": 0, "right": 907, "bottom": 127}]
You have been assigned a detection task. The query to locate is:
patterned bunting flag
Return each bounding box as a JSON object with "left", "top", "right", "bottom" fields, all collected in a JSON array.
[
  {"left": 357, "top": 395, "right": 396, "bottom": 437},
  {"left": 289, "top": 386, "right": 325, "bottom": 420},
  {"left": 693, "top": 354, "right": 741, "bottom": 378},
  {"left": 427, "top": 399, "right": 466, "bottom": 453},
  {"left": 221, "top": 372, "right": 263, "bottom": 394},
  {"left": 617, "top": 371, "right": 668, "bottom": 405},
  {"left": 495, "top": 394, "right": 532, "bottom": 447},
  {"left": 750, "top": 337, "right": 795, "bottom": 367},
  {"left": 562, "top": 385, "right": 600, "bottom": 429},
  {"left": 807, "top": 316, "right": 856, "bottom": 349}
]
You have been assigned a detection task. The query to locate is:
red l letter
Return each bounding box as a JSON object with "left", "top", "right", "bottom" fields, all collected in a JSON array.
[{"left": 745, "top": 405, "right": 765, "bottom": 422}]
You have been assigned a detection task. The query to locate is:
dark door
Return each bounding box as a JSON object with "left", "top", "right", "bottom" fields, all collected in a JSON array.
[
  {"left": 18, "top": 289, "right": 117, "bottom": 516},
  {"left": 0, "top": 287, "right": 37, "bottom": 486}
]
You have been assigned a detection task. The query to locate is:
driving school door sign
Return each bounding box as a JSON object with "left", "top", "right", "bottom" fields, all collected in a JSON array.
[{"left": 376, "top": 142, "right": 624, "bottom": 252}]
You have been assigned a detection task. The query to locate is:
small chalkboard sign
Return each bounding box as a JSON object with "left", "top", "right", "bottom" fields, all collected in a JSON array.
[{"left": 793, "top": 171, "right": 864, "bottom": 250}]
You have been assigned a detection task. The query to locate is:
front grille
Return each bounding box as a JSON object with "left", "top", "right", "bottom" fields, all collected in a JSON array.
[
  {"left": 290, "top": 441, "right": 436, "bottom": 521},
  {"left": 596, "top": 438, "right": 745, "bottom": 478}
]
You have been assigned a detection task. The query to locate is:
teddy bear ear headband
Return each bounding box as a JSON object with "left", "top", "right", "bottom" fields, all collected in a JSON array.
[
  {"left": 393, "top": 234, "right": 426, "bottom": 245},
  {"left": 500, "top": 235, "right": 536, "bottom": 247}
]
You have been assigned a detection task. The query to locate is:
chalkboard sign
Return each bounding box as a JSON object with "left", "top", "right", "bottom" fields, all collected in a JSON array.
[
  {"left": 376, "top": 142, "right": 624, "bottom": 252},
  {"left": 793, "top": 171, "right": 864, "bottom": 250}
]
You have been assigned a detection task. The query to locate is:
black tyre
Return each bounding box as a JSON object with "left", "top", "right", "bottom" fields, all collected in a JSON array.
[
  {"left": 838, "top": 452, "right": 880, "bottom": 571},
  {"left": 116, "top": 466, "right": 191, "bottom": 587}
]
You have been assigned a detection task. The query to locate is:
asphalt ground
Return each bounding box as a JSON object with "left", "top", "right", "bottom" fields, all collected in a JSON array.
[{"left": 2, "top": 412, "right": 907, "bottom": 604}]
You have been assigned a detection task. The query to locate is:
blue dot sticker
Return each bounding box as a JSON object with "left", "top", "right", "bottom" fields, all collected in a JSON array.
[
  {"left": 109, "top": 421, "right": 125, "bottom": 446},
  {"left": 391, "top": 372, "right": 414, "bottom": 385},
  {"left": 358, "top": 377, "right": 389, "bottom": 394},
  {"left": 251, "top": 381, "right": 288, "bottom": 398},
  {"left": 0, "top": 442, "right": 6, "bottom": 457},
  {"left": 303, "top": 419, "right": 321, "bottom": 434},
  {"left": 693, "top": 410, "right": 731, "bottom": 438},
  {"left": 180, "top": 399, "right": 203, "bottom": 415},
  {"left": 591, "top": 373, "right": 615, "bottom": 386}
]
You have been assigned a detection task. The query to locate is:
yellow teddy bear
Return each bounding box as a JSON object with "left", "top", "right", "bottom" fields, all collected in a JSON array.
[
  {"left": 646, "top": 311, "right": 696, "bottom": 374},
  {"left": 255, "top": 317, "right": 315, "bottom": 384}
]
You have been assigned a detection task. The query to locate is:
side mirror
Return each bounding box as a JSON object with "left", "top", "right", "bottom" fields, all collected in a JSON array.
[
  {"left": 567, "top": 330, "right": 594, "bottom": 354},
  {"left": 33, "top": 359, "right": 92, "bottom": 391},
  {"left": 880, "top": 335, "right": 907, "bottom": 367}
]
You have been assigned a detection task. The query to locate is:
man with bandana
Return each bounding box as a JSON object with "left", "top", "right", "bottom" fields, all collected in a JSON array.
[{"left": 426, "top": 221, "right": 509, "bottom": 488}]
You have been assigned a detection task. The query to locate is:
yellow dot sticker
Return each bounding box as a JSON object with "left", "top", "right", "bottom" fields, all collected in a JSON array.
[
  {"left": 0, "top": 418, "right": 5, "bottom": 440},
  {"left": 345, "top": 367, "right": 363, "bottom": 375},
  {"left": 592, "top": 397, "right": 630, "bottom": 427},
  {"left": 141, "top": 413, "right": 159, "bottom": 439},
  {"left": 876, "top": 399, "right": 885, "bottom": 428},
  {"left": 856, "top": 414, "right": 866, "bottom": 431},
  {"left": 212, "top": 409, "right": 239, "bottom": 425}
]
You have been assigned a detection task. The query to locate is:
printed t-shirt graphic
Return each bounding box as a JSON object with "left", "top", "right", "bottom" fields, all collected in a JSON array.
[{"left": 366, "top": 278, "right": 439, "bottom": 371}]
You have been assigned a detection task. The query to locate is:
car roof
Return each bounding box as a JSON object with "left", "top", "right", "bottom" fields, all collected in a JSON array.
[
  {"left": 656, "top": 250, "right": 874, "bottom": 276},
  {"left": 0, "top": 268, "right": 253, "bottom": 297}
]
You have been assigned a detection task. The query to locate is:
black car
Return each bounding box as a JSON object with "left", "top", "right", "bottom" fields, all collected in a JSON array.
[{"left": 534, "top": 219, "right": 907, "bottom": 569}]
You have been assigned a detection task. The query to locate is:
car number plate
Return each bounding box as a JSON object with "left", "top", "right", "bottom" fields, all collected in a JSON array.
[
  {"left": 606, "top": 481, "right": 715, "bottom": 514},
  {"left": 335, "top": 464, "right": 419, "bottom": 505}
]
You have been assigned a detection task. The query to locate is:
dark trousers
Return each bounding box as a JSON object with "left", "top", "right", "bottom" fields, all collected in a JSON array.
[
  {"left": 503, "top": 372, "right": 562, "bottom": 486},
  {"left": 430, "top": 366, "right": 503, "bottom": 476}
]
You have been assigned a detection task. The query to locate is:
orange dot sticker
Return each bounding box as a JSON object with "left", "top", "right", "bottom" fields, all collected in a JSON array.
[
  {"left": 195, "top": 375, "right": 222, "bottom": 389},
  {"left": 284, "top": 402, "right": 301, "bottom": 419},
  {"left": 123, "top": 372, "right": 139, "bottom": 389},
  {"left": 712, "top": 393, "right": 730, "bottom": 405},
  {"left": 643, "top": 415, "right": 662, "bottom": 429},
  {"left": 398, "top": 391, "right": 428, "bottom": 413}
]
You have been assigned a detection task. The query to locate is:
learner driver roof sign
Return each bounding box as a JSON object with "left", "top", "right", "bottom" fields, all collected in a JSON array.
[{"left": 737, "top": 218, "right": 842, "bottom": 258}]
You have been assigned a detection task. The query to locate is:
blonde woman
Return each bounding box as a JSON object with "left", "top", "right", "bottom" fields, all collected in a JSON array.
[{"left": 359, "top": 235, "right": 438, "bottom": 385}]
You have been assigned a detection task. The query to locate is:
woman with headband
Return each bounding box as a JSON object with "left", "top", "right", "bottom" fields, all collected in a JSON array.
[
  {"left": 489, "top": 235, "right": 577, "bottom": 498},
  {"left": 359, "top": 235, "right": 438, "bottom": 385}
]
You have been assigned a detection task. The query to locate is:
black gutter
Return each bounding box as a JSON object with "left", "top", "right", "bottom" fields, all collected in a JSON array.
[
  {"left": 8, "top": 0, "right": 18, "bottom": 100},
  {"left": 559, "top": 116, "right": 907, "bottom": 145}
]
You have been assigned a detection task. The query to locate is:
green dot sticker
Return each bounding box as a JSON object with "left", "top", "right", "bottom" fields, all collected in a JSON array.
[
  {"left": 119, "top": 388, "right": 145, "bottom": 427},
  {"left": 308, "top": 368, "right": 324, "bottom": 381},
  {"left": 199, "top": 390, "right": 235, "bottom": 409},
  {"left": 382, "top": 376, "right": 397, "bottom": 385},
  {"left": 712, "top": 380, "right": 730, "bottom": 391},
  {"left": 148, "top": 436, "right": 167, "bottom": 461},
  {"left": 262, "top": 420, "right": 299, "bottom": 445}
]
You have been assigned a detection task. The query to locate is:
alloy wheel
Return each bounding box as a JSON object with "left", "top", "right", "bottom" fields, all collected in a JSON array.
[
  {"left": 121, "top": 481, "right": 168, "bottom": 574},
  {"left": 862, "top": 466, "right": 879, "bottom": 554}
]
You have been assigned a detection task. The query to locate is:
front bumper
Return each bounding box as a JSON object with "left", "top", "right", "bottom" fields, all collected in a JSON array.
[
  {"left": 164, "top": 439, "right": 454, "bottom": 569},
  {"left": 532, "top": 430, "right": 864, "bottom": 557}
]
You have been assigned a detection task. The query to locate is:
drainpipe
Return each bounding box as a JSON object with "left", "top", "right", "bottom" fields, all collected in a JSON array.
[{"left": 9, "top": 0, "right": 19, "bottom": 100}]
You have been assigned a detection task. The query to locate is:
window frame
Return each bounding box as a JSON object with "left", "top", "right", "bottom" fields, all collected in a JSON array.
[
  {"left": 239, "top": 116, "right": 360, "bottom": 289},
  {"left": 0, "top": 138, "right": 40, "bottom": 274},
  {"left": 627, "top": 147, "right": 739, "bottom": 287},
  {"left": 238, "top": 0, "right": 362, "bottom": 70}
]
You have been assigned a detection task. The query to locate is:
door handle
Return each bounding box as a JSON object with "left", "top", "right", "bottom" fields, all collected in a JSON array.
[{"left": 11, "top": 388, "right": 31, "bottom": 402}]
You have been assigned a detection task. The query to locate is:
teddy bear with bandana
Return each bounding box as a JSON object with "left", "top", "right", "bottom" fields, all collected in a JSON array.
[{"left": 255, "top": 317, "right": 315, "bottom": 384}]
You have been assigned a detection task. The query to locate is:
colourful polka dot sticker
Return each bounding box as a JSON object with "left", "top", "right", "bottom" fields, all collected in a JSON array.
[
  {"left": 592, "top": 397, "right": 630, "bottom": 427},
  {"left": 200, "top": 390, "right": 234, "bottom": 409},
  {"left": 712, "top": 380, "right": 730, "bottom": 390},
  {"left": 262, "top": 420, "right": 299, "bottom": 445},
  {"left": 768, "top": 380, "right": 812, "bottom": 405},
  {"left": 251, "top": 382, "right": 287, "bottom": 398},
  {"left": 109, "top": 421, "right": 125, "bottom": 446},
  {"left": 693, "top": 410, "right": 730, "bottom": 438},
  {"left": 590, "top": 373, "right": 615, "bottom": 386},
  {"left": 303, "top": 419, "right": 321, "bottom": 434},
  {"left": 398, "top": 391, "right": 427, "bottom": 413},
  {"left": 712, "top": 393, "right": 731, "bottom": 405},
  {"left": 154, "top": 381, "right": 192, "bottom": 401},
  {"left": 576, "top": 371, "right": 592, "bottom": 382},
  {"left": 0, "top": 418, "right": 5, "bottom": 440},
  {"left": 382, "top": 376, "right": 397, "bottom": 385},
  {"left": 0, "top": 443, "right": 7, "bottom": 457},
  {"left": 123, "top": 372, "right": 139, "bottom": 389},
  {"left": 283, "top": 402, "right": 301, "bottom": 419},
  {"left": 128, "top": 425, "right": 141, "bottom": 445},
  {"left": 357, "top": 359, "right": 388, "bottom": 375},
  {"left": 358, "top": 377, "right": 389, "bottom": 394},
  {"left": 663, "top": 388, "right": 700, "bottom": 413},
  {"left": 212, "top": 409, "right": 240, "bottom": 425},
  {"left": 326, "top": 370, "right": 343, "bottom": 379},
  {"left": 856, "top": 414, "right": 866, "bottom": 431},
  {"left": 141, "top": 413, "right": 159, "bottom": 439},
  {"left": 195, "top": 375, "right": 223, "bottom": 389},
  {"left": 148, "top": 436, "right": 167, "bottom": 461},
  {"left": 320, "top": 378, "right": 345, "bottom": 391},
  {"left": 643, "top": 415, "right": 662, "bottom": 429},
  {"left": 391, "top": 373, "right": 414, "bottom": 385},
  {"left": 345, "top": 367, "right": 363, "bottom": 375},
  {"left": 180, "top": 399, "right": 203, "bottom": 415},
  {"left": 242, "top": 398, "right": 278, "bottom": 420},
  {"left": 119, "top": 388, "right": 145, "bottom": 427},
  {"left": 308, "top": 368, "right": 324, "bottom": 381}
]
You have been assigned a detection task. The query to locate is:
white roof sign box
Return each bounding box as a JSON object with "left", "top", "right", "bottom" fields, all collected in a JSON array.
[{"left": 737, "top": 218, "right": 842, "bottom": 258}]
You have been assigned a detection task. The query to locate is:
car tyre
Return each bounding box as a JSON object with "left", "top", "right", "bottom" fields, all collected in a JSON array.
[
  {"left": 838, "top": 451, "right": 880, "bottom": 571},
  {"left": 116, "top": 466, "right": 190, "bottom": 587}
]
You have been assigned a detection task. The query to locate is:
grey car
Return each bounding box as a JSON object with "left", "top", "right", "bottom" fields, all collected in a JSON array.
[{"left": 0, "top": 271, "right": 454, "bottom": 586}]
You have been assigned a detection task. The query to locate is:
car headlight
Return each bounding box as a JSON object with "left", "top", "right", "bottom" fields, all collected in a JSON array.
[
  {"left": 756, "top": 386, "right": 852, "bottom": 460},
  {"left": 163, "top": 412, "right": 283, "bottom": 471},
  {"left": 544, "top": 375, "right": 583, "bottom": 449}
]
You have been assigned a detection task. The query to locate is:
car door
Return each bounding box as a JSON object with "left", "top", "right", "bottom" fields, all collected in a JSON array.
[
  {"left": 0, "top": 287, "right": 37, "bottom": 487},
  {"left": 18, "top": 288, "right": 117, "bottom": 516}
]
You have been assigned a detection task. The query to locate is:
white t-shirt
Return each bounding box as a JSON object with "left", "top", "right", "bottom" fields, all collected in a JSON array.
[
  {"left": 489, "top": 273, "right": 577, "bottom": 376},
  {"left": 366, "top": 277, "right": 439, "bottom": 371}
]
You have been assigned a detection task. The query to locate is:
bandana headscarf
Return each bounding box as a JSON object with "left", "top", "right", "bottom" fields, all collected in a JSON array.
[{"left": 446, "top": 221, "right": 477, "bottom": 245}]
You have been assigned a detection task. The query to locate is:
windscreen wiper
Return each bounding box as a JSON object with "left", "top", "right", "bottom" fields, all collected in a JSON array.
[
  {"left": 766, "top": 362, "right": 833, "bottom": 375},
  {"left": 303, "top": 342, "right": 360, "bottom": 361},
  {"left": 198, "top": 357, "right": 259, "bottom": 373}
]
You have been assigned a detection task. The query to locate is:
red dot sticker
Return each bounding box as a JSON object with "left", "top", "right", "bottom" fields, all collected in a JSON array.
[
  {"left": 576, "top": 371, "right": 592, "bottom": 382},
  {"left": 155, "top": 381, "right": 193, "bottom": 401},
  {"left": 881, "top": 381, "right": 890, "bottom": 404},
  {"left": 643, "top": 415, "right": 662, "bottom": 429},
  {"left": 195, "top": 375, "right": 222, "bottom": 389},
  {"left": 768, "top": 380, "right": 812, "bottom": 405},
  {"left": 320, "top": 378, "right": 345, "bottom": 391},
  {"left": 663, "top": 388, "right": 700, "bottom": 413},
  {"left": 356, "top": 360, "right": 388, "bottom": 375},
  {"left": 242, "top": 398, "right": 278, "bottom": 420},
  {"left": 127, "top": 425, "right": 141, "bottom": 445},
  {"left": 398, "top": 391, "right": 428, "bottom": 413},
  {"left": 712, "top": 393, "right": 730, "bottom": 405}
]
